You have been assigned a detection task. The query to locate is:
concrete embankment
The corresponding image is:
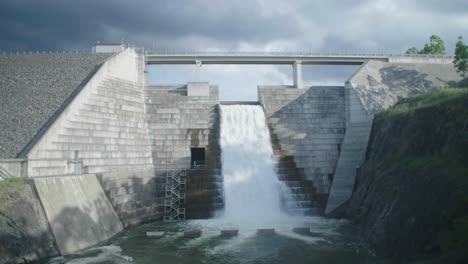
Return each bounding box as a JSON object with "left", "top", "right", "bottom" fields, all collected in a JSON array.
[
  {"left": 34, "top": 174, "right": 123, "bottom": 255},
  {"left": 0, "top": 178, "right": 58, "bottom": 264},
  {"left": 347, "top": 89, "right": 468, "bottom": 263}
]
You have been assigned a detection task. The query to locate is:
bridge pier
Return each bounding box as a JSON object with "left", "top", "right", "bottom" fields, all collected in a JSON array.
[
  {"left": 195, "top": 60, "right": 202, "bottom": 81},
  {"left": 293, "top": 61, "right": 303, "bottom": 89}
]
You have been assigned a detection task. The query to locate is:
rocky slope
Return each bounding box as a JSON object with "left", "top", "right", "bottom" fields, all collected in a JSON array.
[
  {"left": 0, "top": 178, "right": 58, "bottom": 264},
  {"left": 347, "top": 89, "right": 468, "bottom": 263}
]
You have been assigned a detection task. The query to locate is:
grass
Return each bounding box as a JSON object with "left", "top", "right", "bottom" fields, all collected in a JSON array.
[
  {"left": 0, "top": 177, "right": 28, "bottom": 210},
  {"left": 379, "top": 88, "right": 468, "bottom": 117}
]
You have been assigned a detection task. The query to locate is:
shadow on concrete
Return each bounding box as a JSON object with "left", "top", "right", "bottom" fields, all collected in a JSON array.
[
  {"left": 48, "top": 197, "right": 123, "bottom": 255},
  {"left": 261, "top": 86, "right": 347, "bottom": 211}
]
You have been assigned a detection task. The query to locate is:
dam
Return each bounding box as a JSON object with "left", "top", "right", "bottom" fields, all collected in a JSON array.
[{"left": 0, "top": 43, "right": 462, "bottom": 262}]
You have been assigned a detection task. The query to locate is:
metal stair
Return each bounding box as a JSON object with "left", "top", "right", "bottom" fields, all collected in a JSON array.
[{"left": 163, "top": 169, "right": 187, "bottom": 221}]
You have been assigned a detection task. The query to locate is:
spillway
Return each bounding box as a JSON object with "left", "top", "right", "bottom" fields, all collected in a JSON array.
[{"left": 219, "top": 105, "right": 295, "bottom": 228}]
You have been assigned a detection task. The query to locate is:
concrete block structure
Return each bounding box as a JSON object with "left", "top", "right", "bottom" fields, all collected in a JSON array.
[
  {"left": 259, "top": 86, "right": 346, "bottom": 194},
  {"left": 145, "top": 84, "right": 219, "bottom": 169}
]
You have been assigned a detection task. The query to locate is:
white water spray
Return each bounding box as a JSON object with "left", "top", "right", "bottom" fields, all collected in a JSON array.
[{"left": 219, "top": 105, "right": 294, "bottom": 228}]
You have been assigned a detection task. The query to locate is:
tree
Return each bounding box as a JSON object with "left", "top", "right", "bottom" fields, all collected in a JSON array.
[
  {"left": 406, "top": 47, "right": 419, "bottom": 55},
  {"left": 454, "top": 36, "right": 468, "bottom": 81},
  {"left": 405, "top": 35, "right": 446, "bottom": 55}
]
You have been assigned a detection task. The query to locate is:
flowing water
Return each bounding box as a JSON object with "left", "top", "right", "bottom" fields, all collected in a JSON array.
[
  {"left": 218, "top": 105, "right": 297, "bottom": 228},
  {"left": 40, "top": 105, "right": 388, "bottom": 264}
]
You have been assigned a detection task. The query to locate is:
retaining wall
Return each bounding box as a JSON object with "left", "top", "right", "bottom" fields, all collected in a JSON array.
[{"left": 33, "top": 174, "right": 123, "bottom": 255}]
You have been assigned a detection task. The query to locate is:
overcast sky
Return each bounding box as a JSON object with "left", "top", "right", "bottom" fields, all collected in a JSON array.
[{"left": 1, "top": 0, "right": 467, "bottom": 100}]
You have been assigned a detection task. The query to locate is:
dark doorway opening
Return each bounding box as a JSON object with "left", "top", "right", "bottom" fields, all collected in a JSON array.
[{"left": 191, "top": 148, "right": 206, "bottom": 168}]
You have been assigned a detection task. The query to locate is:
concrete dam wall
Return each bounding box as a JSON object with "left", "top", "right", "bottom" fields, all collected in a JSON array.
[
  {"left": 0, "top": 48, "right": 463, "bottom": 259},
  {"left": 26, "top": 49, "right": 153, "bottom": 177},
  {"left": 144, "top": 84, "right": 222, "bottom": 218}
]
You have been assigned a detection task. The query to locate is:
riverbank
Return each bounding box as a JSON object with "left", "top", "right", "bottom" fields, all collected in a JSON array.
[{"left": 347, "top": 88, "right": 468, "bottom": 263}]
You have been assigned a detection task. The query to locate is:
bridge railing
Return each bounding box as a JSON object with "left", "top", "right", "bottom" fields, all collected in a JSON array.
[{"left": 142, "top": 50, "right": 453, "bottom": 59}]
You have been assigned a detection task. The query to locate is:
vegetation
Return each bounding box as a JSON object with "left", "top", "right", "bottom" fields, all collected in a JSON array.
[
  {"left": 371, "top": 90, "right": 468, "bottom": 262},
  {"left": 406, "top": 35, "right": 446, "bottom": 55},
  {"left": 454, "top": 36, "right": 468, "bottom": 80},
  {"left": 379, "top": 88, "right": 468, "bottom": 117},
  {"left": 403, "top": 157, "right": 468, "bottom": 261},
  {"left": 0, "top": 177, "right": 27, "bottom": 210}
]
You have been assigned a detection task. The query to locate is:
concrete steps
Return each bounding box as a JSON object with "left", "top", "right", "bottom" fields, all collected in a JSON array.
[{"left": 268, "top": 125, "right": 322, "bottom": 215}]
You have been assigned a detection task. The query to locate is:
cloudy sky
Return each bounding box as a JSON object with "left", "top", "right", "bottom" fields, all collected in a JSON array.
[{"left": 1, "top": 0, "right": 467, "bottom": 100}]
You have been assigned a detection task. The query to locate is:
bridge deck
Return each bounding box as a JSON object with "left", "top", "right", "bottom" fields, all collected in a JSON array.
[{"left": 145, "top": 52, "right": 451, "bottom": 65}]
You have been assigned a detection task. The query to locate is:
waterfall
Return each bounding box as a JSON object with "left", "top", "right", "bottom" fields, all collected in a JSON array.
[{"left": 219, "top": 105, "right": 295, "bottom": 228}]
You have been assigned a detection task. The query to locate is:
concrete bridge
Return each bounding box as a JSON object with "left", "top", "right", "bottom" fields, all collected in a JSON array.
[{"left": 145, "top": 52, "right": 453, "bottom": 88}]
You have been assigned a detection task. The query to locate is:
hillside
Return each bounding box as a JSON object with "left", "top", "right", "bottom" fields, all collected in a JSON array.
[{"left": 347, "top": 89, "right": 468, "bottom": 263}]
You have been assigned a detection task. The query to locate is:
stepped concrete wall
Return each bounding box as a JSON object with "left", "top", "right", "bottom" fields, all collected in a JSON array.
[
  {"left": 33, "top": 174, "right": 123, "bottom": 255},
  {"left": 326, "top": 61, "right": 461, "bottom": 215},
  {"left": 258, "top": 86, "right": 346, "bottom": 194},
  {"left": 26, "top": 49, "right": 154, "bottom": 177},
  {"left": 145, "top": 85, "right": 219, "bottom": 169},
  {"left": 0, "top": 53, "right": 111, "bottom": 159}
]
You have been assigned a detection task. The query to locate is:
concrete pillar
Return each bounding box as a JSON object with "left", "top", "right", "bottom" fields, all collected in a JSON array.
[
  {"left": 293, "top": 61, "right": 303, "bottom": 89},
  {"left": 195, "top": 60, "right": 202, "bottom": 82}
]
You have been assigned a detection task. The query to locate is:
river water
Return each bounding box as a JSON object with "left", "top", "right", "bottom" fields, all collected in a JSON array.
[
  {"left": 41, "top": 105, "right": 388, "bottom": 263},
  {"left": 44, "top": 219, "right": 387, "bottom": 264}
]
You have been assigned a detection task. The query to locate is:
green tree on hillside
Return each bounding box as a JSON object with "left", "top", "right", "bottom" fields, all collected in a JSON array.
[
  {"left": 454, "top": 36, "right": 468, "bottom": 80},
  {"left": 406, "top": 35, "right": 446, "bottom": 55}
]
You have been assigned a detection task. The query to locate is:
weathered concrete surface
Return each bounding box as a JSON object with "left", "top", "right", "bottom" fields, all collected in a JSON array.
[
  {"left": 326, "top": 61, "right": 461, "bottom": 215},
  {"left": 187, "top": 82, "right": 210, "bottom": 96},
  {"left": 26, "top": 49, "right": 153, "bottom": 177},
  {"left": 0, "top": 182, "right": 58, "bottom": 264},
  {"left": 349, "top": 61, "right": 461, "bottom": 115},
  {"left": 144, "top": 84, "right": 223, "bottom": 218},
  {"left": 97, "top": 169, "right": 165, "bottom": 227},
  {"left": 347, "top": 93, "right": 468, "bottom": 262},
  {"left": 184, "top": 229, "right": 202, "bottom": 239},
  {"left": 146, "top": 231, "right": 165, "bottom": 239},
  {"left": 34, "top": 174, "right": 123, "bottom": 255},
  {"left": 259, "top": 86, "right": 346, "bottom": 194},
  {"left": 145, "top": 84, "right": 219, "bottom": 169},
  {"left": 0, "top": 53, "right": 111, "bottom": 159},
  {"left": 220, "top": 229, "right": 239, "bottom": 237}
]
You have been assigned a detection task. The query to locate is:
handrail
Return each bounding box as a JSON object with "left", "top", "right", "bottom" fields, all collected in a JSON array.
[
  {"left": 145, "top": 51, "right": 453, "bottom": 59},
  {"left": 164, "top": 168, "right": 187, "bottom": 221}
]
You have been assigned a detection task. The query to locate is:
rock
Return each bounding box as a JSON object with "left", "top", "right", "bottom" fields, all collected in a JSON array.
[
  {"left": 256, "top": 228, "right": 275, "bottom": 235},
  {"left": 220, "top": 229, "right": 239, "bottom": 237},
  {"left": 184, "top": 228, "right": 202, "bottom": 239},
  {"left": 292, "top": 227, "right": 310, "bottom": 235},
  {"left": 0, "top": 184, "right": 58, "bottom": 263},
  {"left": 146, "top": 231, "right": 165, "bottom": 239}
]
